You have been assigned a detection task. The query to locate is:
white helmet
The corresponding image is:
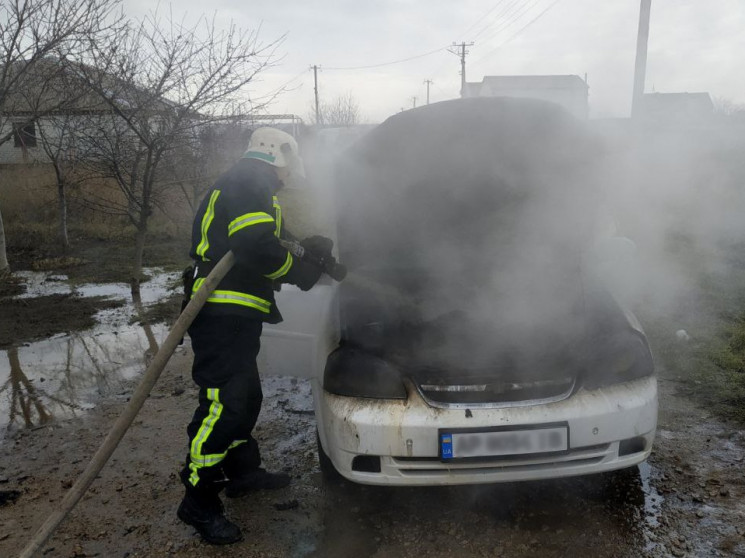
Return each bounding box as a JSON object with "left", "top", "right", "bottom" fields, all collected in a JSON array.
[{"left": 242, "top": 127, "right": 305, "bottom": 178}]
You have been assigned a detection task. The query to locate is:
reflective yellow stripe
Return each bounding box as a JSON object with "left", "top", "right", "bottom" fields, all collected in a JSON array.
[
  {"left": 192, "top": 453, "right": 227, "bottom": 467},
  {"left": 273, "top": 196, "right": 282, "bottom": 238},
  {"left": 188, "top": 388, "right": 224, "bottom": 486},
  {"left": 205, "top": 290, "right": 272, "bottom": 312},
  {"left": 193, "top": 278, "right": 272, "bottom": 313},
  {"left": 229, "top": 440, "right": 247, "bottom": 449},
  {"left": 195, "top": 190, "right": 220, "bottom": 260},
  {"left": 265, "top": 251, "right": 293, "bottom": 280},
  {"left": 228, "top": 212, "right": 274, "bottom": 236}
]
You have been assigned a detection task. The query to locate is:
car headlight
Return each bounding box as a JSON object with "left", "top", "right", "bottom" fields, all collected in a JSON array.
[
  {"left": 324, "top": 345, "right": 407, "bottom": 399},
  {"left": 583, "top": 330, "right": 654, "bottom": 389}
]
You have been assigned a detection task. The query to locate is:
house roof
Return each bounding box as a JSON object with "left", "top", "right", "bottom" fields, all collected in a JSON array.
[
  {"left": 463, "top": 75, "right": 589, "bottom": 96},
  {"left": 0, "top": 57, "right": 180, "bottom": 116}
]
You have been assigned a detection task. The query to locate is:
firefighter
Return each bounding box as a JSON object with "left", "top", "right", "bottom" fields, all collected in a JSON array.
[{"left": 177, "top": 127, "right": 324, "bottom": 545}]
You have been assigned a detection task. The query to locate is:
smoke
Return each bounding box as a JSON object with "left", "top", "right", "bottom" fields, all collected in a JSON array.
[
  {"left": 333, "top": 98, "right": 607, "bottom": 372},
  {"left": 321, "top": 96, "right": 745, "bottom": 380},
  {"left": 596, "top": 117, "right": 745, "bottom": 323}
]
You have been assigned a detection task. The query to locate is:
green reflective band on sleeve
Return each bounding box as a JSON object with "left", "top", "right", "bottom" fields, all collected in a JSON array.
[
  {"left": 193, "top": 278, "right": 272, "bottom": 313},
  {"left": 188, "top": 388, "right": 225, "bottom": 486},
  {"left": 227, "top": 211, "right": 274, "bottom": 236},
  {"left": 265, "top": 251, "right": 293, "bottom": 280},
  {"left": 195, "top": 190, "right": 221, "bottom": 260},
  {"left": 273, "top": 196, "right": 282, "bottom": 238},
  {"left": 242, "top": 150, "right": 276, "bottom": 163}
]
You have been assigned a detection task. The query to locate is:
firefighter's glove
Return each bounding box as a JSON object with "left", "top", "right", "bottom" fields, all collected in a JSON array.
[
  {"left": 301, "top": 235, "right": 334, "bottom": 260},
  {"left": 286, "top": 258, "right": 323, "bottom": 291}
]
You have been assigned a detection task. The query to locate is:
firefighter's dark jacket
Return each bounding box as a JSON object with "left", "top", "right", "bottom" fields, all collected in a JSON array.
[{"left": 189, "top": 157, "right": 303, "bottom": 323}]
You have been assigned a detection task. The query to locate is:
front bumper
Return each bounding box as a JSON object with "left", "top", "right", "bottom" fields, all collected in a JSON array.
[{"left": 314, "top": 376, "right": 657, "bottom": 486}]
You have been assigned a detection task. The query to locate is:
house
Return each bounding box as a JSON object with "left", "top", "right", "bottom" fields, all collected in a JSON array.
[
  {"left": 637, "top": 92, "right": 714, "bottom": 124},
  {"left": 0, "top": 58, "right": 180, "bottom": 166},
  {"left": 1, "top": 58, "right": 97, "bottom": 164},
  {"left": 461, "top": 75, "right": 589, "bottom": 119}
]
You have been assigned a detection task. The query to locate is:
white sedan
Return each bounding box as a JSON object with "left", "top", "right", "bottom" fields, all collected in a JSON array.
[
  {"left": 259, "top": 280, "right": 657, "bottom": 486},
  {"left": 261, "top": 97, "right": 657, "bottom": 487}
]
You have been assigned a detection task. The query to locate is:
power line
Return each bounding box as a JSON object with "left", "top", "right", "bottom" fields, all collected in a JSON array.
[
  {"left": 457, "top": 0, "right": 510, "bottom": 41},
  {"left": 501, "top": 0, "right": 563, "bottom": 45},
  {"left": 471, "top": 0, "right": 525, "bottom": 42},
  {"left": 261, "top": 69, "right": 306, "bottom": 97},
  {"left": 473, "top": 0, "right": 562, "bottom": 65},
  {"left": 251, "top": 69, "right": 306, "bottom": 105},
  {"left": 324, "top": 46, "right": 448, "bottom": 71},
  {"left": 429, "top": 0, "right": 519, "bottom": 80},
  {"left": 476, "top": 0, "right": 545, "bottom": 46}
]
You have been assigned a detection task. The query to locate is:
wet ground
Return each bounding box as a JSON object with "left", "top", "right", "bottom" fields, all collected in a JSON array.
[
  {"left": 1, "top": 363, "right": 744, "bottom": 557},
  {"left": 1, "top": 271, "right": 744, "bottom": 557},
  {"left": 0, "top": 269, "right": 180, "bottom": 434}
]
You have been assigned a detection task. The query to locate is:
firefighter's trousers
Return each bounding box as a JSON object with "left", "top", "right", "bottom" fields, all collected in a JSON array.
[{"left": 181, "top": 313, "right": 264, "bottom": 490}]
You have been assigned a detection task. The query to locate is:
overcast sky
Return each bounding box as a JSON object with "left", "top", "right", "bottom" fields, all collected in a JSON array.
[{"left": 125, "top": 0, "right": 745, "bottom": 123}]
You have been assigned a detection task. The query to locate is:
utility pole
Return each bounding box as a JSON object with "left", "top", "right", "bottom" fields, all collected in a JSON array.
[
  {"left": 424, "top": 79, "right": 433, "bottom": 105},
  {"left": 411, "top": 96, "right": 417, "bottom": 108},
  {"left": 631, "top": 0, "right": 652, "bottom": 118},
  {"left": 310, "top": 64, "right": 321, "bottom": 125},
  {"left": 449, "top": 41, "right": 474, "bottom": 97}
]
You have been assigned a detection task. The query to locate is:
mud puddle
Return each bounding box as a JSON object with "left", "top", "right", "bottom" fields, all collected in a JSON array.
[
  {"left": 0, "top": 323, "right": 169, "bottom": 435},
  {"left": 14, "top": 267, "right": 177, "bottom": 306},
  {"left": 0, "top": 268, "right": 179, "bottom": 437}
]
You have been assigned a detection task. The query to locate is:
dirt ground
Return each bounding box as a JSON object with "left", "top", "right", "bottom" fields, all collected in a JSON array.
[
  {"left": 0, "top": 294, "right": 124, "bottom": 349},
  {"left": 1, "top": 235, "right": 744, "bottom": 557},
  {"left": 1, "top": 343, "right": 744, "bottom": 558}
]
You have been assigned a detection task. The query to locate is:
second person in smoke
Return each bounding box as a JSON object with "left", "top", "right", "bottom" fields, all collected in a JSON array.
[{"left": 177, "top": 127, "right": 325, "bottom": 545}]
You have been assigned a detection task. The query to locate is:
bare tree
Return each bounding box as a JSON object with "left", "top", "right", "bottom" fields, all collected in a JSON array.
[
  {"left": 32, "top": 63, "right": 113, "bottom": 250},
  {"left": 78, "top": 11, "right": 280, "bottom": 293},
  {"left": 36, "top": 95, "right": 103, "bottom": 250},
  {"left": 162, "top": 121, "right": 252, "bottom": 217},
  {"left": 308, "top": 92, "right": 361, "bottom": 127},
  {"left": 36, "top": 113, "right": 78, "bottom": 250},
  {"left": 0, "top": 0, "right": 122, "bottom": 275},
  {"left": 713, "top": 96, "right": 745, "bottom": 117}
]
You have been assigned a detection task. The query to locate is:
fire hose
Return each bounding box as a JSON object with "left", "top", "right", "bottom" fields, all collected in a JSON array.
[{"left": 20, "top": 243, "right": 345, "bottom": 557}]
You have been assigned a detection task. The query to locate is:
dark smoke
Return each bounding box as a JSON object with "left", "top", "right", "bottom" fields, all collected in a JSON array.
[{"left": 334, "top": 97, "right": 613, "bottom": 377}]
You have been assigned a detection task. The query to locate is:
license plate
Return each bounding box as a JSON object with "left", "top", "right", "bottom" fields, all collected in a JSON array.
[{"left": 440, "top": 425, "right": 568, "bottom": 460}]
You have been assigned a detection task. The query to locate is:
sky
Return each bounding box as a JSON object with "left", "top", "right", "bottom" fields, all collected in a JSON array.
[{"left": 124, "top": 0, "right": 745, "bottom": 123}]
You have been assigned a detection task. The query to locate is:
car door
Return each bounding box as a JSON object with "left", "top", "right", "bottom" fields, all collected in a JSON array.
[{"left": 257, "top": 281, "right": 340, "bottom": 379}]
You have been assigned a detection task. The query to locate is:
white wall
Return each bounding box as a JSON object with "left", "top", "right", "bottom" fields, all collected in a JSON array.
[{"left": 0, "top": 114, "right": 136, "bottom": 166}]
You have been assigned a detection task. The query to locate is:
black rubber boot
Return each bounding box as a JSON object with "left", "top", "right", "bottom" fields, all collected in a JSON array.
[
  {"left": 225, "top": 468, "right": 291, "bottom": 498},
  {"left": 177, "top": 487, "right": 242, "bottom": 545}
]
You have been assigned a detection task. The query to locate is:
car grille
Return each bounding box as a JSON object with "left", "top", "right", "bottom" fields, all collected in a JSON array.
[
  {"left": 413, "top": 375, "right": 576, "bottom": 408},
  {"left": 391, "top": 443, "right": 611, "bottom": 475}
]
